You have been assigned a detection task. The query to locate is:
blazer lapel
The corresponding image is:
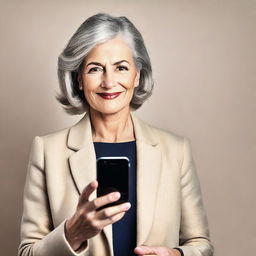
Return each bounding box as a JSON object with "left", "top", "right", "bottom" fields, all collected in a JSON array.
[
  {"left": 131, "top": 113, "right": 162, "bottom": 246},
  {"left": 67, "top": 113, "right": 114, "bottom": 255},
  {"left": 68, "top": 113, "right": 96, "bottom": 195}
]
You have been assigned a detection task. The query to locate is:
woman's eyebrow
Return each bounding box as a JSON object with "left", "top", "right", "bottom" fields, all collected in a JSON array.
[{"left": 86, "top": 60, "right": 129, "bottom": 67}]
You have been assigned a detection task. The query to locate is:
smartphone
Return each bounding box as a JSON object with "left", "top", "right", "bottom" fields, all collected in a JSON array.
[{"left": 96, "top": 156, "right": 130, "bottom": 211}]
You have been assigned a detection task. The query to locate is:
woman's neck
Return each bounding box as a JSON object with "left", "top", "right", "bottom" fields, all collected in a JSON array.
[{"left": 89, "top": 107, "right": 135, "bottom": 143}]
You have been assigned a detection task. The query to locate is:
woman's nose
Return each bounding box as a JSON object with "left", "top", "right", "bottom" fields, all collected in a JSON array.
[{"left": 101, "top": 70, "right": 116, "bottom": 89}]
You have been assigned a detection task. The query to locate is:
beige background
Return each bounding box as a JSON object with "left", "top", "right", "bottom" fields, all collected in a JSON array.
[{"left": 0, "top": 0, "right": 255, "bottom": 255}]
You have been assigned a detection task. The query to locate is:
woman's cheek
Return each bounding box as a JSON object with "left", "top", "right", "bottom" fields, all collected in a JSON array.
[
  {"left": 83, "top": 74, "right": 101, "bottom": 87},
  {"left": 83, "top": 89, "right": 95, "bottom": 106},
  {"left": 119, "top": 77, "right": 136, "bottom": 89}
]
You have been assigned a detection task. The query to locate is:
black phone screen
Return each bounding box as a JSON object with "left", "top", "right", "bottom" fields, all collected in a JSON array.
[{"left": 96, "top": 157, "right": 129, "bottom": 210}]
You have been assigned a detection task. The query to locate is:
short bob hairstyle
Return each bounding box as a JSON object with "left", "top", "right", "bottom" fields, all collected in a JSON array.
[{"left": 56, "top": 13, "right": 154, "bottom": 115}]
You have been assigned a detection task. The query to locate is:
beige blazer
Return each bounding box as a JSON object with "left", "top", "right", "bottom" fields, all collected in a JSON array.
[{"left": 18, "top": 112, "right": 213, "bottom": 256}]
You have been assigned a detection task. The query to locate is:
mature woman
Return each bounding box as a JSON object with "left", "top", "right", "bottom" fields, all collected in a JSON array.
[{"left": 18, "top": 13, "right": 214, "bottom": 256}]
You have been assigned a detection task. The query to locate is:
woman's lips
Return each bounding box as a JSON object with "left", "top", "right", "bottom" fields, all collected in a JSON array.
[{"left": 97, "top": 92, "right": 123, "bottom": 100}]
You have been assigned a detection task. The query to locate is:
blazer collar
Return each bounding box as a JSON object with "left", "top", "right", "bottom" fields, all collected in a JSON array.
[
  {"left": 67, "top": 111, "right": 158, "bottom": 151},
  {"left": 67, "top": 112, "right": 93, "bottom": 151}
]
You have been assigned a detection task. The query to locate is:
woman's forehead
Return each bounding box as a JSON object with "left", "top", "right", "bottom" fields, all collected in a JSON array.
[{"left": 85, "top": 36, "right": 134, "bottom": 63}]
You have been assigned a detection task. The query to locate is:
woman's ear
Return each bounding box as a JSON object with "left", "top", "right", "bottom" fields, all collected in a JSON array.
[
  {"left": 77, "top": 72, "right": 83, "bottom": 90},
  {"left": 135, "top": 71, "right": 140, "bottom": 87}
]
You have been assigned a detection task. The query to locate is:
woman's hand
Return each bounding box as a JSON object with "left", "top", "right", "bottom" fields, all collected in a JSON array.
[
  {"left": 64, "top": 180, "right": 131, "bottom": 251},
  {"left": 134, "top": 245, "right": 182, "bottom": 256}
]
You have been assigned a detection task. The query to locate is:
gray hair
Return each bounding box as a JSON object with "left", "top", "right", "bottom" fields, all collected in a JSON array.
[{"left": 56, "top": 13, "right": 154, "bottom": 115}]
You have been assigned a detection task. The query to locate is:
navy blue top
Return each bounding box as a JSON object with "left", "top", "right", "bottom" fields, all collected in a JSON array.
[{"left": 93, "top": 141, "right": 137, "bottom": 256}]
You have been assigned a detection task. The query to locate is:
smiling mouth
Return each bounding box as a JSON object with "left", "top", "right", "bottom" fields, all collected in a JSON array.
[{"left": 97, "top": 92, "right": 123, "bottom": 100}]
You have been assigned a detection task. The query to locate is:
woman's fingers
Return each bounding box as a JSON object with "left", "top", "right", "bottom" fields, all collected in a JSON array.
[
  {"left": 86, "top": 191, "right": 121, "bottom": 211},
  {"left": 99, "top": 211, "right": 126, "bottom": 227},
  {"left": 78, "top": 180, "right": 98, "bottom": 206},
  {"left": 94, "top": 202, "right": 131, "bottom": 228},
  {"left": 134, "top": 245, "right": 176, "bottom": 256},
  {"left": 96, "top": 202, "right": 131, "bottom": 220},
  {"left": 134, "top": 245, "right": 157, "bottom": 255},
  {"left": 77, "top": 181, "right": 131, "bottom": 225}
]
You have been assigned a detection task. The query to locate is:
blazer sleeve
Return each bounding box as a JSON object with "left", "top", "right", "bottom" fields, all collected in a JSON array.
[
  {"left": 18, "top": 136, "right": 90, "bottom": 256},
  {"left": 175, "top": 137, "right": 214, "bottom": 256}
]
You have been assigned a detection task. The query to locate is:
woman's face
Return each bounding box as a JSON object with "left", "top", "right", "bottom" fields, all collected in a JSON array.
[{"left": 79, "top": 36, "right": 140, "bottom": 115}]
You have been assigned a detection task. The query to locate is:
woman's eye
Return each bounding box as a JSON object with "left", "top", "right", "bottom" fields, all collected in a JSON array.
[
  {"left": 117, "top": 65, "right": 128, "bottom": 71},
  {"left": 88, "top": 67, "right": 102, "bottom": 73}
]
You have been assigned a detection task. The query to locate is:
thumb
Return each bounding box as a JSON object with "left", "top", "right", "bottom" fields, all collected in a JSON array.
[{"left": 78, "top": 180, "right": 98, "bottom": 206}]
